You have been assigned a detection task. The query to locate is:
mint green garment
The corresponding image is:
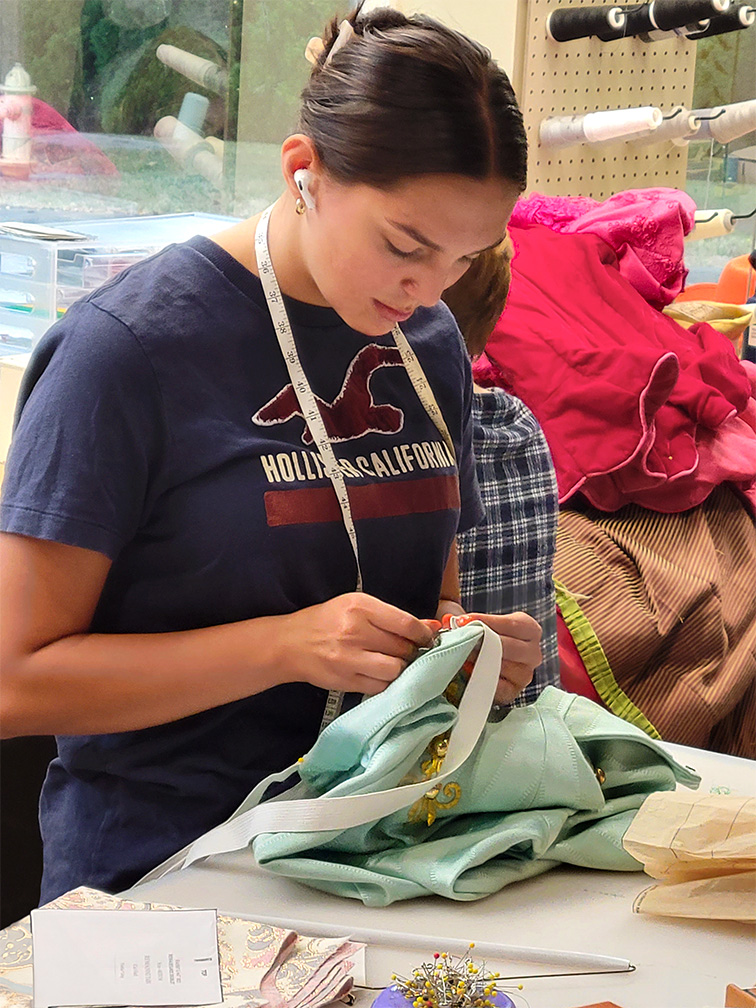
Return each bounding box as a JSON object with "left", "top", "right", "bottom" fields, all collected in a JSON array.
[{"left": 252, "top": 631, "right": 700, "bottom": 906}]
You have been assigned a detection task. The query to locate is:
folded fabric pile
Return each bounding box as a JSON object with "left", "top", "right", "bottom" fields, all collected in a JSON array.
[
  {"left": 555, "top": 484, "right": 756, "bottom": 758},
  {"left": 474, "top": 189, "right": 756, "bottom": 757},
  {"left": 509, "top": 186, "right": 696, "bottom": 308},
  {"left": 0, "top": 886, "right": 362, "bottom": 1008},
  {"left": 474, "top": 221, "right": 756, "bottom": 514}
]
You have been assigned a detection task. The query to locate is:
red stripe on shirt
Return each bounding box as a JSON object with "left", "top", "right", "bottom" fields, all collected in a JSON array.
[{"left": 264, "top": 475, "right": 460, "bottom": 527}]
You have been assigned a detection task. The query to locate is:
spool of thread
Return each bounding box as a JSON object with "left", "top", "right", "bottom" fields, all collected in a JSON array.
[
  {"left": 156, "top": 44, "right": 228, "bottom": 94},
  {"left": 626, "top": 106, "right": 700, "bottom": 143},
  {"left": 691, "top": 100, "right": 756, "bottom": 143},
  {"left": 546, "top": 5, "right": 626, "bottom": 41},
  {"left": 204, "top": 136, "right": 224, "bottom": 159},
  {"left": 604, "top": 0, "right": 729, "bottom": 36},
  {"left": 177, "top": 92, "right": 209, "bottom": 133},
  {"left": 686, "top": 209, "right": 735, "bottom": 240},
  {"left": 687, "top": 4, "right": 755, "bottom": 35},
  {"left": 639, "top": 17, "right": 710, "bottom": 38},
  {"left": 651, "top": 0, "right": 729, "bottom": 30},
  {"left": 154, "top": 115, "right": 223, "bottom": 188},
  {"left": 540, "top": 106, "right": 662, "bottom": 147},
  {"left": 618, "top": 3, "right": 656, "bottom": 34}
]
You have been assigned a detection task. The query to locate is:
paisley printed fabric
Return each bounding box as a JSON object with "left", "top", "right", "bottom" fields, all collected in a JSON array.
[{"left": 0, "top": 887, "right": 361, "bottom": 1008}]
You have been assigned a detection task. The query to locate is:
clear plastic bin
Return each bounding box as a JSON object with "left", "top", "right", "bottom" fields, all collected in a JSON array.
[{"left": 0, "top": 213, "right": 237, "bottom": 351}]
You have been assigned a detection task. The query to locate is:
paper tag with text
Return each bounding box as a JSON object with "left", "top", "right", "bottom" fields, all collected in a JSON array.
[{"left": 31, "top": 907, "right": 222, "bottom": 1008}]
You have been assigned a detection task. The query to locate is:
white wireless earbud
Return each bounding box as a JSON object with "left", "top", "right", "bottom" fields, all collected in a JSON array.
[{"left": 293, "top": 168, "right": 316, "bottom": 210}]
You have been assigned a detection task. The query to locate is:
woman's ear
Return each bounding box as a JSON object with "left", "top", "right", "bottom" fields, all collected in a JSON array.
[{"left": 281, "top": 134, "right": 321, "bottom": 208}]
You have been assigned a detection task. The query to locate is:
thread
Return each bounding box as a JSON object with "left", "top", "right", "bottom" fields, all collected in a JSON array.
[
  {"left": 546, "top": 5, "right": 625, "bottom": 41},
  {"left": 626, "top": 106, "right": 700, "bottom": 144},
  {"left": 622, "top": 4, "right": 657, "bottom": 32},
  {"left": 686, "top": 4, "right": 755, "bottom": 36},
  {"left": 156, "top": 44, "right": 228, "bottom": 94},
  {"left": 686, "top": 209, "right": 735, "bottom": 240},
  {"left": 153, "top": 115, "right": 223, "bottom": 188},
  {"left": 540, "top": 106, "right": 662, "bottom": 148},
  {"left": 596, "top": 4, "right": 651, "bottom": 37},
  {"left": 602, "top": 0, "right": 729, "bottom": 36},
  {"left": 204, "top": 136, "right": 224, "bottom": 159},
  {"left": 651, "top": 0, "right": 730, "bottom": 30},
  {"left": 690, "top": 100, "right": 756, "bottom": 143},
  {"left": 177, "top": 92, "right": 209, "bottom": 133},
  {"left": 639, "top": 18, "right": 710, "bottom": 38}
]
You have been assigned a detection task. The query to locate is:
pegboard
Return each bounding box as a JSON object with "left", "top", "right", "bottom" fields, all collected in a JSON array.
[{"left": 519, "top": 0, "right": 699, "bottom": 199}]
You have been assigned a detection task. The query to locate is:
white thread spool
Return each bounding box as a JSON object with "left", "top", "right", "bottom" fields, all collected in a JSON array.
[
  {"left": 539, "top": 107, "right": 663, "bottom": 148},
  {"left": 153, "top": 115, "right": 223, "bottom": 188},
  {"left": 0, "top": 64, "right": 36, "bottom": 179},
  {"left": 710, "top": 99, "right": 756, "bottom": 144},
  {"left": 690, "top": 100, "right": 756, "bottom": 143},
  {"left": 686, "top": 209, "right": 735, "bottom": 240},
  {"left": 156, "top": 44, "right": 228, "bottom": 94},
  {"left": 204, "top": 136, "right": 224, "bottom": 159},
  {"left": 671, "top": 114, "right": 702, "bottom": 145},
  {"left": 626, "top": 106, "right": 700, "bottom": 145}
]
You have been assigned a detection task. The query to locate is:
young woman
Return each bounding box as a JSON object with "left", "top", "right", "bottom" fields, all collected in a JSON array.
[{"left": 0, "top": 4, "right": 539, "bottom": 901}]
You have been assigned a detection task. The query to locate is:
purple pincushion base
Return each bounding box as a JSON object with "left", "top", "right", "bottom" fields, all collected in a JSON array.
[{"left": 371, "top": 985, "right": 515, "bottom": 1008}]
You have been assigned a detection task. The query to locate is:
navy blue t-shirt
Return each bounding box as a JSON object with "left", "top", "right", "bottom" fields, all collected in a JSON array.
[{"left": 1, "top": 236, "right": 482, "bottom": 900}]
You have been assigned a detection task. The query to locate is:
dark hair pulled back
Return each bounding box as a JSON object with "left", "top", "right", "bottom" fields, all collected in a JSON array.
[{"left": 300, "top": 3, "right": 527, "bottom": 191}]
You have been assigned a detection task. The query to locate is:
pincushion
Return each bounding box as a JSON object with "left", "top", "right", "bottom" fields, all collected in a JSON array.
[{"left": 372, "top": 983, "right": 515, "bottom": 1008}]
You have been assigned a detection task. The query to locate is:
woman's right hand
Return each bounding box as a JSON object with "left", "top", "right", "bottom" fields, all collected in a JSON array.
[
  {"left": 279, "top": 592, "right": 435, "bottom": 695},
  {"left": 0, "top": 533, "right": 432, "bottom": 735}
]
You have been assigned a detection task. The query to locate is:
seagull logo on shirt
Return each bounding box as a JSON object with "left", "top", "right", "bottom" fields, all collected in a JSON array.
[
  {"left": 252, "top": 343, "right": 404, "bottom": 444},
  {"left": 251, "top": 343, "right": 460, "bottom": 528}
]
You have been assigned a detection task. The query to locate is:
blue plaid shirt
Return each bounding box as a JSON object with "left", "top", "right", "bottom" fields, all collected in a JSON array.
[{"left": 458, "top": 387, "right": 560, "bottom": 706}]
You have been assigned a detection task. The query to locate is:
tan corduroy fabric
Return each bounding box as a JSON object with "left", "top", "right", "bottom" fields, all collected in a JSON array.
[{"left": 555, "top": 485, "right": 756, "bottom": 759}]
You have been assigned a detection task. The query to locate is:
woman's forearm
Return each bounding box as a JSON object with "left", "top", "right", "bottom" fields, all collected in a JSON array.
[{"left": 1, "top": 613, "right": 294, "bottom": 737}]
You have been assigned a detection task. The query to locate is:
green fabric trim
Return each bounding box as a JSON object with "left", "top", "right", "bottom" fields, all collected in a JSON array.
[{"left": 555, "top": 580, "right": 661, "bottom": 740}]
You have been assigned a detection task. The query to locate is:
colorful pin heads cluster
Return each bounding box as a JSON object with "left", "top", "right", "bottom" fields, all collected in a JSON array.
[{"left": 374, "top": 945, "right": 521, "bottom": 1008}]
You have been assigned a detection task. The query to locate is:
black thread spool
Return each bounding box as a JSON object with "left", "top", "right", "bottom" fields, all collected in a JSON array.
[
  {"left": 686, "top": 3, "right": 755, "bottom": 35},
  {"left": 651, "top": 0, "right": 730, "bottom": 30},
  {"left": 595, "top": 3, "right": 655, "bottom": 39},
  {"left": 638, "top": 14, "right": 711, "bottom": 38},
  {"left": 546, "top": 5, "right": 626, "bottom": 41}
]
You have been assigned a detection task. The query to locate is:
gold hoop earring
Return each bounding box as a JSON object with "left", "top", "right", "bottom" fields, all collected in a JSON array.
[{"left": 295, "top": 198, "right": 306, "bottom": 215}]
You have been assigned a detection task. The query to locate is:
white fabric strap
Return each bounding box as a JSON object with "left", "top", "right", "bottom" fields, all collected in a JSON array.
[{"left": 137, "top": 624, "right": 502, "bottom": 885}]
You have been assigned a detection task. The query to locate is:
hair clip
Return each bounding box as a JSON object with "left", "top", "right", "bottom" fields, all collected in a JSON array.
[
  {"left": 304, "top": 36, "right": 325, "bottom": 65},
  {"left": 325, "top": 19, "right": 356, "bottom": 65}
]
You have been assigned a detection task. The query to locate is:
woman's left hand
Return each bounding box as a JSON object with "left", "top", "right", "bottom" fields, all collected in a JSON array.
[
  {"left": 436, "top": 603, "right": 542, "bottom": 704},
  {"left": 467, "top": 611, "right": 542, "bottom": 704}
]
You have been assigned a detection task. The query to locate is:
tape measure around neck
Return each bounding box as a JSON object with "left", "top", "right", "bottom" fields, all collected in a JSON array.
[
  {"left": 255, "top": 206, "right": 363, "bottom": 595},
  {"left": 254, "top": 204, "right": 456, "bottom": 730},
  {"left": 390, "top": 324, "right": 455, "bottom": 461}
]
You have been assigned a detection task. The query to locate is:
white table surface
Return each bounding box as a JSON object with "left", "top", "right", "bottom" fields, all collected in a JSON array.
[{"left": 125, "top": 743, "right": 756, "bottom": 1008}]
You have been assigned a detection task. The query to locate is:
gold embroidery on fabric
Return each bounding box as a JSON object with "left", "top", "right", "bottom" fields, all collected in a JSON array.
[{"left": 407, "top": 732, "right": 461, "bottom": 826}]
